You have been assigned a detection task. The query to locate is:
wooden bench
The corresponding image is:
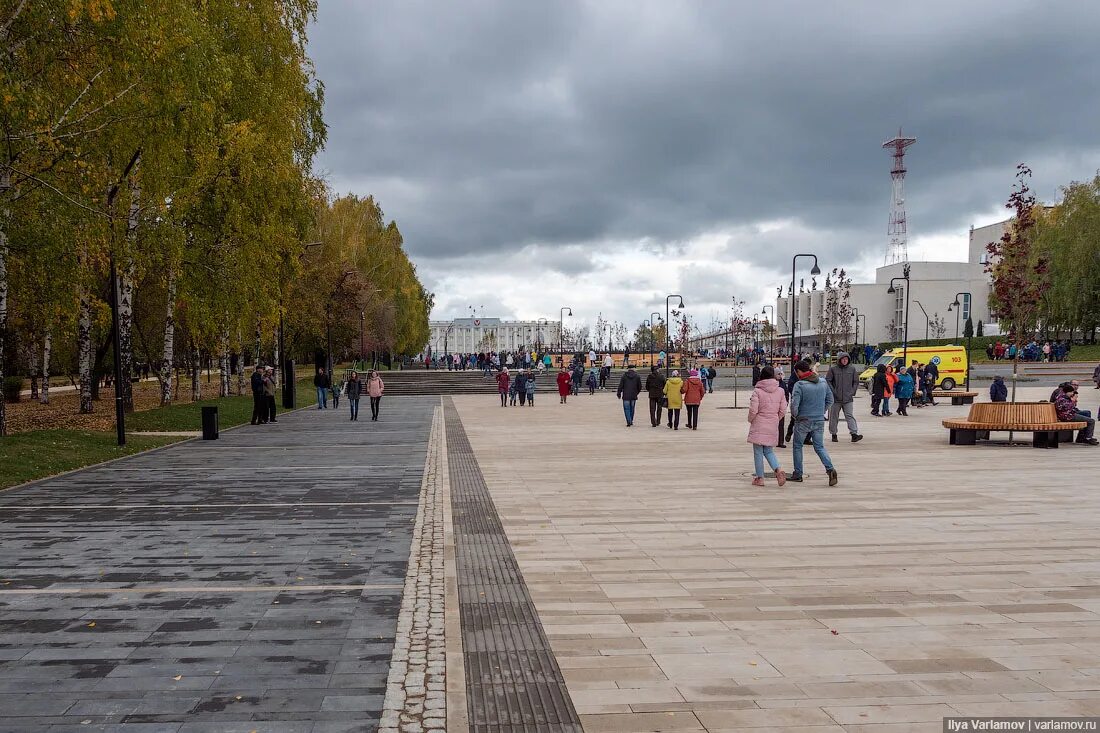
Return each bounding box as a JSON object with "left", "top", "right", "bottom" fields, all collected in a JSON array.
[
  {"left": 942, "top": 403, "right": 1086, "bottom": 448},
  {"left": 932, "top": 390, "right": 978, "bottom": 405}
]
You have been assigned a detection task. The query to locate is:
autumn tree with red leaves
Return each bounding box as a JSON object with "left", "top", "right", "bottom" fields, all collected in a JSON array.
[{"left": 985, "top": 164, "right": 1051, "bottom": 402}]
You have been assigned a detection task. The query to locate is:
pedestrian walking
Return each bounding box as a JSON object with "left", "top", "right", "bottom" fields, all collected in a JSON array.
[
  {"left": 314, "top": 367, "right": 330, "bottom": 409},
  {"left": 664, "top": 370, "right": 684, "bottom": 429},
  {"left": 556, "top": 366, "right": 571, "bottom": 404},
  {"left": 525, "top": 370, "right": 537, "bottom": 406},
  {"left": 515, "top": 370, "right": 528, "bottom": 406},
  {"left": 615, "top": 364, "right": 643, "bottom": 426},
  {"left": 870, "top": 364, "right": 887, "bottom": 416},
  {"left": 747, "top": 365, "right": 787, "bottom": 487},
  {"left": 263, "top": 366, "right": 278, "bottom": 423},
  {"left": 788, "top": 360, "right": 837, "bottom": 485},
  {"left": 895, "top": 368, "right": 914, "bottom": 416},
  {"left": 367, "top": 369, "right": 385, "bottom": 421},
  {"left": 346, "top": 371, "right": 362, "bottom": 421},
  {"left": 586, "top": 367, "right": 598, "bottom": 395},
  {"left": 706, "top": 365, "right": 717, "bottom": 394},
  {"left": 682, "top": 368, "right": 706, "bottom": 430},
  {"left": 644, "top": 366, "right": 666, "bottom": 427},
  {"left": 882, "top": 365, "right": 897, "bottom": 416},
  {"left": 825, "top": 351, "right": 863, "bottom": 442},
  {"left": 250, "top": 365, "right": 267, "bottom": 425},
  {"left": 1092, "top": 362, "right": 1100, "bottom": 390},
  {"left": 990, "top": 374, "right": 1008, "bottom": 402},
  {"left": 496, "top": 367, "right": 510, "bottom": 407},
  {"left": 331, "top": 375, "right": 342, "bottom": 410}
]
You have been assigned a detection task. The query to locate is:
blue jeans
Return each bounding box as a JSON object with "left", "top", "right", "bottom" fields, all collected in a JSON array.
[
  {"left": 316, "top": 387, "right": 327, "bottom": 408},
  {"left": 792, "top": 420, "right": 833, "bottom": 475},
  {"left": 752, "top": 444, "right": 780, "bottom": 478},
  {"left": 349, "top": 398, "right": 359, "bottom": 420},
  {"left": 622, "top": 399, "right": 637, "bottom": 424},
  {"left": 882, "top": 397, "right": 891, "bottom": 414}
]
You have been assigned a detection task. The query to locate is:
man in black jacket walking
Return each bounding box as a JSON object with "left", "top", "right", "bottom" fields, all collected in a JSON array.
[
  {"left": 644, "top": 366, "right": 667, "bottom": 427},
  {"left": 250, "top": 365, "right": 266, "bottom": 425},
  {"left": 616, "top": 366, "right": 644, "bottom": 427},
  {"left": 314, "top": 368, "right": 330, "bottom": 409}
]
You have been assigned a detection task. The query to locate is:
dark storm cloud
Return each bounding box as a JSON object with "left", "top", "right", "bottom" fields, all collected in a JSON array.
[{"left": 309, "top": 1, "right": 1100, "bottom": 282}]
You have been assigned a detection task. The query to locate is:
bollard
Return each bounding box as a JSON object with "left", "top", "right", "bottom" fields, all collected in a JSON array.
[{"left": 201, "top": 405, "right": 219, "bottom": 440}]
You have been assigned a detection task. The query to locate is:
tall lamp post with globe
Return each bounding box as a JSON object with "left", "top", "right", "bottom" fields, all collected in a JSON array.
[{"left": 789, "top": 255, "right": 821, "bottom": 366}]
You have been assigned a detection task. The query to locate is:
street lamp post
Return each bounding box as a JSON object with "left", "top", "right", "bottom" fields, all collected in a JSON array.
[
  {"left": 536, "top": 318, "right": 548, "bottom": 355},
  {"left": 790, "top": 255, "right": 821, "bottom": 367},
  {"left": 649, "top": 312, "right": 661, "bottom": 368},
  {"left": 949, "top": 291, "right": 973, "bottom": 389},
  {"left": 913, "top": 300, "right": 931, "bottom": 341},
  {"left": 761, "top": 305, "right": 775, "bottom": 359},
  {"left": 853, "top": 311, "right": 866, "bottom": 362},
  {"left": 886, "top": 263, "right": 912, "bottom": 366},
  {"left": 665, "top": 295, "right": 684, "bottom": 377},
  {"left": 559, "top": 307, "right": 572, "bottom": 366}
]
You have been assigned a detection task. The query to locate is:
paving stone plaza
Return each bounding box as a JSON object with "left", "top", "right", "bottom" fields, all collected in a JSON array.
[{"left": 2, "top": 385, "right": 1100, "bottom": 731}]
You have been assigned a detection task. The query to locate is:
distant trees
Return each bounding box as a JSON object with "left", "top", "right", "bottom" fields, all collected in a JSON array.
[
  {"left": 0, "top": 2, "right": 430, "bottom": 436},
  {"left": 815, "top": 268, "right": 853, "bottom": 353}
]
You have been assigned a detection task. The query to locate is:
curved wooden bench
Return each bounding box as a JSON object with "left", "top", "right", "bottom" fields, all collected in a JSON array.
[
  {"left": 942, "top": 402, "right": 1086, "bottom": 448},
  {"left": 932, "top": 390, "right": 978, "bottom": 405}
]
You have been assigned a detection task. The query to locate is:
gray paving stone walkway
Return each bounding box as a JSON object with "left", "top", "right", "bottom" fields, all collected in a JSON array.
[{"left": 0, "top": 397, "right": 438, "bottom": 732}]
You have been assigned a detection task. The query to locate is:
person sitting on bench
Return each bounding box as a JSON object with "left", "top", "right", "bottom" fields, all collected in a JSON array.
[{"left": 1054, "top": 383, "right": 1098, "bottom": 446}]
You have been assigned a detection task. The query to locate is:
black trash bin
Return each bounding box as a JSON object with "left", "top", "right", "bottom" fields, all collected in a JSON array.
[{"left": 201, "top": 405, "right": 219, "bottom": 440}]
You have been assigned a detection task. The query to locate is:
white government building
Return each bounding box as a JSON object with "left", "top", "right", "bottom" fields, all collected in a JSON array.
[
  {"left": 426, "top": 317, "right": 562, "bottom": 355},
  {"left": 771, "top": 218, "right": 1006, "bottom": 354}
]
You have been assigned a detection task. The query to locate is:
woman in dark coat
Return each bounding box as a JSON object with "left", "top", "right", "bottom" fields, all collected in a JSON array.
[{"left": 870, "top": 364, "right": 887, "bottom": 416}]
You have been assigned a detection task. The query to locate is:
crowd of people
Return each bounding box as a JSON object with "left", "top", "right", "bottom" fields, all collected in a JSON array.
[
  {"left": 867, "top": 359, "right": 941, "bottom": 416},
  {"left": 985, "top": 340, "right": 1074, "bottom": 362}
]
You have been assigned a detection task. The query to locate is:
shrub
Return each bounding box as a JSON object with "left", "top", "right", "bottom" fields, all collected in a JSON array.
[{"left": 3, "top": 376, "right": 24, "bottom": 404}]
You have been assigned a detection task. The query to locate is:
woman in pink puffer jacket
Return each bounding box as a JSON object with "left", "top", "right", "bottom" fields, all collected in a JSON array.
[{"left": 747, "top": 365, "right": 788, "bottom": 487}]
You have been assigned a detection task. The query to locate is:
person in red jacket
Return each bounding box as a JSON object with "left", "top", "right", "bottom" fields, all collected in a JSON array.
[
  {"left": 495, "top": 368, "right": 510, "bottom": 407},
  {"left": 556, "top": 367, "right": 572, "bottom": 404}
]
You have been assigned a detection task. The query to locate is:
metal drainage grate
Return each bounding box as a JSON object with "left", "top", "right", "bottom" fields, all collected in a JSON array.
[{"left": 444, "top": 399, "right": 583, "bottom": 733}]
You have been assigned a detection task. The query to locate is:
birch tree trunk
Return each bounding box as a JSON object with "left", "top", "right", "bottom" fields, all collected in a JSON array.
[
  {"left": 235, "top": 329, "right": 245, "bottom": 395},
  {"left": 28, "top": 339, "right": 39, "bottom": 400},
  {"left": 160, "top": 268, "right": 177, "bottom": 405},
  {"left": 118, "top": 158, "right": 141, "bottom": 411},
  {"left": 219, "top": 329, "right": 230, "bottom": 397},
  {"left": 0, "top": 222, "right": 8, "bottom": 436},
  {"left": 40, "top": 331, "right": 51, "bottom": 404},
  {"left": 78, "top": 245, "right": 94, "bottom": 414},
  {"left": 254, "top": 321, "right": 261, "bottom": 368},
  {"left": 191, "top": 345, "right": 201, "bottom": 402},
  {"left": 273, "top": 324, "right": 280, "bottom": 390}
]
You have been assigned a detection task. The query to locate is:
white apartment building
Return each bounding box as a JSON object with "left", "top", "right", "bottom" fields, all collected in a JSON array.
[
  {"left": 426, "top": 317, "right": 562, "bottom": 355},
  {"left": 772, "top": 219, "right": 1005, "bottom": 353}
]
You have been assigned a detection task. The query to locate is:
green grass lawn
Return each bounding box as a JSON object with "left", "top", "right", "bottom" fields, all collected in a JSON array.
[
  {"left": 126, "top": 378, "right": 316, "bottom": 432},
  {"left": 0, "top": 431, "right": 182, "bottom": 490}
]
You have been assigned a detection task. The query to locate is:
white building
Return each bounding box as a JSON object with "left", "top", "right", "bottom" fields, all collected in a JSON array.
[
  {"left": 772, "top": 219, "right": 1006, "bottom": 353},
  {"left": 426, "top": 317, "right": 562, "bottom": 355}
]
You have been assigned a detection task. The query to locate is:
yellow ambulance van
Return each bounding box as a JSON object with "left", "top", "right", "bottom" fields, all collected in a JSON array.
[{"left": 859, "top": 345, "right": 968, "bottom": 391}]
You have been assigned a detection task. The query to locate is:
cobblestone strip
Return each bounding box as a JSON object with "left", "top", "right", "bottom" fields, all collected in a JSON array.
[{"left": 379, "top": 406, "right": 448, "bottom": 733}]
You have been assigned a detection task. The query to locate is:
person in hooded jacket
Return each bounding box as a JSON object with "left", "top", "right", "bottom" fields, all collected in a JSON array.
[
  {"left": 250, "top": 365, "right": 267, "bottom": 425},
  {"left": 825, "top": 351, "right": 863, "bottom": 443},
  {"left": 990, "top": 374, "right": 1008, "bottom": 402},
  {"left": 616, "top": 365, "right": 644, "bottom": 426},
  {"left": 748, "top": 365, "right": 788, "bottom": 487},
  {"left": 644, "top": 366, "right": 667, "bottom": 427},
  {"left": 664, "top": 370, "right": 684, "bottom": 429},
  {"left": 882, "top": 365, "right": 898, "bottom": 416},
  {"left": 789, "top": 360, "right": 838, "bottom": 485},
  {"left": 870, "top": 364, "right": 887, "bottom": 416},
  {"left": 681, "top": 368, "right": 706, "bottom": 430}
]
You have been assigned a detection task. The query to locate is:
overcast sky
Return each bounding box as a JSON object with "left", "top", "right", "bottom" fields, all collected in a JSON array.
[{"left": 308, "top": 1, "right": 1100, "bottom": 333}]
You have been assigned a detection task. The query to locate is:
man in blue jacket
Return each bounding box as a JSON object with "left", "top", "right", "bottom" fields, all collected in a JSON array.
[{"left": 789, "top": 360, "right": 838, "bottom": 485}]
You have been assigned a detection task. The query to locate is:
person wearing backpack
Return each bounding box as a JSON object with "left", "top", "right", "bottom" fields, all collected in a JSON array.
[
  {"left": 706, "top": 365, "right": 717, "bottom": 394},
  {"left": 644, "top": 366, "right": 666, "bottom": 427}
]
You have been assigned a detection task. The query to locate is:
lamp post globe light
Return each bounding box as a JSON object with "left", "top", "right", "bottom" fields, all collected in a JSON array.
[
  {"left": 789, "top": 255, "right": 820, "bottom": 367},
  {"left": 949, "top": 291, "right": 973, "bottom": 389},
  {"left": 886, "top": 263, "right": 912, "bottom": 367},
  {"left": 559, "top": 307, "right": 572, "bottom": 366},
  {"left": 665, "top": 295, "right": 684, "bottom": 377},
  {"left": 852, "top": 309, "right": 866, "bottom": 363}
]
